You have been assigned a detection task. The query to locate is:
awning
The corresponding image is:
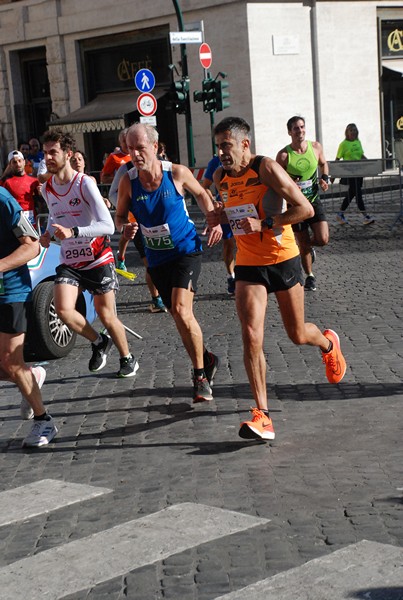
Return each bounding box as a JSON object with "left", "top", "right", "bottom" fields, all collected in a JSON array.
[
  {"left": 382, "top": 59, "right": 403, "bottom": 75},
  {"left": 48, "top": 88, "right": 166, "bottom": 134}
]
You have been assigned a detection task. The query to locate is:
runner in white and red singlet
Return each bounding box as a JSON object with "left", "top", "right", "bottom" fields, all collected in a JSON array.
[{"left": 40, "top": 129, "right": 138, "bottom": 378}]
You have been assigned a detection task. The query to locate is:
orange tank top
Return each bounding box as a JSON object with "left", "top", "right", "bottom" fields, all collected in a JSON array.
[{"left": 218, "top": 156, "right": 299, "bottom": 266}]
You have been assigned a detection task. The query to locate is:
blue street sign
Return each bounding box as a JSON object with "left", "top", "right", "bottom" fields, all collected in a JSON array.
[{"left": 134, "top": 69, "right": 155, "bottom": 93}]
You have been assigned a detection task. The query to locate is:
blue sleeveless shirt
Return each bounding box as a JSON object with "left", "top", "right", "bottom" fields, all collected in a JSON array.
[{"left": 128, "top": 161, "right": 202, "bottom": 267}]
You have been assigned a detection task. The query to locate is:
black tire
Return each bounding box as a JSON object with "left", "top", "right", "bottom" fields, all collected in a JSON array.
[{"left": 27, "top": 281, "right": 83, "bottom": 360}]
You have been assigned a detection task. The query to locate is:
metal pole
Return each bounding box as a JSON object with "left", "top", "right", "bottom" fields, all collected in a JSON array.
[
  {"left": 210, "top": 111, "right": 215, "bottom": 156},
  {"left": 172, "top": 0, "right": 195, "bottom": 166},
  {"left": 310, "top": 0, "right": 323, "bottom": 144}
]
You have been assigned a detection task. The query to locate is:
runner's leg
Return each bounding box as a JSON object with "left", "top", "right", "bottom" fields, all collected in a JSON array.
[{"left": 235, "top": 280, "right": 268, "bottom": 410}]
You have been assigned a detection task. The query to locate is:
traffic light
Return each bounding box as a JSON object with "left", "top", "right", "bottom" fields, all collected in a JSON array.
[
  {"left": 215, "top": 80, "right": 230, "bottom": 112},
  {"left": 193, "top": 77, "right": 230, "bottom": 113},
  {"left": 202, "top": 78, "right": 217, "bottom": 113},
  {"left": 169, "top": 78, "right": 189, "bottom": 114}
]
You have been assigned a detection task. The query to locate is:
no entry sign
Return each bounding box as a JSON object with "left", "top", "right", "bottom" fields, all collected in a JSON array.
[{"left": 199, "top": 43, "right": 212, "bottom": 69}]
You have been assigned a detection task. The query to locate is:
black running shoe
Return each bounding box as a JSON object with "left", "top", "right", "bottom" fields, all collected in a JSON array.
[
  {"left": 227, "top": 277, "right": 236, "bottom": 295},
  {"left": 89, "top": 333, "right": 113, "bottom": 372},
  {"left": 117, "top": 354, "right": 139, "bottom": 378},
  {"left": 304, "top": 275, "right": 316, "bottom": 292},
  {"left": 204, "top": 352, "right": 220, "bottom": 386}
]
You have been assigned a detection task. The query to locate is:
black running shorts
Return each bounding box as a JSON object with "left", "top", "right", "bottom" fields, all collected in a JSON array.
[
  {"left": 147, "top": 252, "right": 202, "bottom": 310},
  {"left": 55, "top": 262, "right": 119, "bottom": 295},
  {"left": 0, "top": 302, "right": 30, "bottom": 334},
  {"left": 235, "top": 255, "right": 304, "bottom": 293},
  {"left": 292, "top": 198, "right": 327, "bottom": 233}
]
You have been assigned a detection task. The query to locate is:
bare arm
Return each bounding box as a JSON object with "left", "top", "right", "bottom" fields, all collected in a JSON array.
[
  {"left": 241, "top": 158, "right": 314, "bottom": 234},
  {"left": 172, "top": 164, "right": 222, "bottom": 246},
  {"left": 200, "top": 177, "right": 213, "bottom": 190},
  {"left": 0, "top": 236, "right": 39, "bottom": 272},
  {"left": 115, "top": 173, "right": 138, "bottom": 240},
  {"left": 313, "top": 141, "right": 329, "bottom": 191},
  {"left": 262, "top": 158, "right": 314, "bottom": 223},
  {"left": 275, "top": 147, "right": 289, "bottom": 169}
]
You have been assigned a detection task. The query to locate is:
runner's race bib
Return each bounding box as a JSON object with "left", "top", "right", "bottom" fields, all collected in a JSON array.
[
  {"left": 140, "top": 223, "right": 175, "bottom": 250},
  {"left": 296, "top": 179, "right": 313, "bottom": 199},
  {"left": 61, "top": 238, "right": 94, "bottom": 265},
  {"left": 224, "top": 204, "right": 259, "bottom": 235}
]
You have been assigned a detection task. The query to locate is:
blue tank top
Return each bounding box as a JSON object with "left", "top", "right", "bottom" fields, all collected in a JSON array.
[{"left": 128, "top": 161, "right": 202, "bottom": 267}]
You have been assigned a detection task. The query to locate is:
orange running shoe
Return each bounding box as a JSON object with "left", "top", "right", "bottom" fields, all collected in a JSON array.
[
  {"left": 322, "top": 329, "right": 346, "bottom": 384},
  {"left": 239, "top": 408, "right": 275, "bottom": 440}
]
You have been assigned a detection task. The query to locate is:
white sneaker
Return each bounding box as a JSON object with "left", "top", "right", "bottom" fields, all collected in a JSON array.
[
  {"left": 22, "top": 416, "right": 58, "bottom": 448},
  {"left": 20, "top": 366, "right": 47, "bottom": 420},
  {"left": 363, "top": 215, "right": 375, "bottom": 225}
]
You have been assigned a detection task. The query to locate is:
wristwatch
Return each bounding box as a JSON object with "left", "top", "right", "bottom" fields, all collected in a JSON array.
[
  {"left": 71, "top": 226, "right": 79, "bottom": 238},
  {"left": 262, "top": 216, "right": 274, "bottom": 229},
  {"left": 320, "top": 174, "right": 329, "bottom": 183}
]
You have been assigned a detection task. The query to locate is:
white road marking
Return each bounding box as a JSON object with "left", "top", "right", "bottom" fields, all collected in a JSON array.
[
  {"left": 214, "top": 540, "right": 403, "bottom": 599},
  {"left": 0, "top": 502, "right": 269, "bottom": 599},
  {"left": 0, "top": 479, "right": 111, "bottom": 527}
]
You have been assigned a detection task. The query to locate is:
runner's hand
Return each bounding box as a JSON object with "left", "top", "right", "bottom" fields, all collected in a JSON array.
[
  {"left": 206, "top": 224, "right": 222, "bottom": 247},
  {"left": 122, "top": 222, "right": 138, "bottom": 240},
  {"left": 51, "top": 224, "right": 72, "bottom": 240},
  {"left": 240, "top": 217, "right": 262, "bottom": 234},
  {"left": 39, "top": 230, "right": 51, "bottom": 248}
]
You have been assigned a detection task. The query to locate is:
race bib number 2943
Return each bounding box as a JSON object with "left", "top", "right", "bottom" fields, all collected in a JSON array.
[{"left": 62, "top": 238, "right": 94, "bottom": 264}]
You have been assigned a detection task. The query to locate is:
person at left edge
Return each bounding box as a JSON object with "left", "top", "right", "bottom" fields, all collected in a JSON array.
[
  {"left": 116, "top": 122, "right": 222, "bottom": 403},
  {"left": 40, "top": 128, "right": 138, "bottom": 378},
  {"left": 0, "top": 186, "right": 58, "bottom": 447}
]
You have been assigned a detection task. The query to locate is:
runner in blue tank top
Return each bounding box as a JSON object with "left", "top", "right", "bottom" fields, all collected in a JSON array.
[
  {"left": 127, "top": 161, "right": 202, "bottom": 267},
  {"left": 0, "top": 187, "right": 58, "bottom": 447},
  {"left": 116, "top": 123, "right": 222, "bottom": 404}
]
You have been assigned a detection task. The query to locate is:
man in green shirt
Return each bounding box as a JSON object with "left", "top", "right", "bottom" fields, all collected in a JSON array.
[{"left": 276, "top": 116, "right": 329, "bottom": 292}]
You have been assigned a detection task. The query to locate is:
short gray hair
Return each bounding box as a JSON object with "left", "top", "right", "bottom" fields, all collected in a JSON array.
[{"left": 127, "top": 123, "right": 159, "bottom": 144}]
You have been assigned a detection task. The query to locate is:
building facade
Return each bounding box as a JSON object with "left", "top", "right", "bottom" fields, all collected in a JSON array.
[{"left": 0, "top": 0, "right": 402, "bottom": 174}]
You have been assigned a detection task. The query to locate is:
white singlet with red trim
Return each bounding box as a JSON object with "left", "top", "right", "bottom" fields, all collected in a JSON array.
[{"left": 42, "top": 172, "right": 115, "bottom": 270}]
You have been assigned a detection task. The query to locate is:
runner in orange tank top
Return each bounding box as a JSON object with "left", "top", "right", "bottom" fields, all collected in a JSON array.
[{"left": 207, "top": 117, "right": 347, "bottom": 442}]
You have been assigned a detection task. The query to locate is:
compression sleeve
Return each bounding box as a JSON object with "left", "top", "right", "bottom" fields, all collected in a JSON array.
[
  {"left": 108, "top": 163, "right": 128, "bottom": 207},
  {"left": 78, "top": 176, "right": 115, "bottom": 237}
]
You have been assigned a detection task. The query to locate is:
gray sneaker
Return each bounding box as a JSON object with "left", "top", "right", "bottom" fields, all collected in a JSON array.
[
  {"left": 20, "top": 366, "right": 46, "bottom": 420},
  {"left": 117, "top": 354, "right": 139, "bottom": 378},
  {"left": 22, "top": 416, "right": 58, "bottom": 448},
  {"left": 193, "top": 376, "right": 213, "bottom": 403},
  {"left": 89, "top": 333, "right": 113, "bottom": 372}
]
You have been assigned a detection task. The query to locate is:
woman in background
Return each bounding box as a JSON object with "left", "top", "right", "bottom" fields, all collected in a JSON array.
[{"left": 335, "top": 124, "right": 374, "bottom": 225}]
